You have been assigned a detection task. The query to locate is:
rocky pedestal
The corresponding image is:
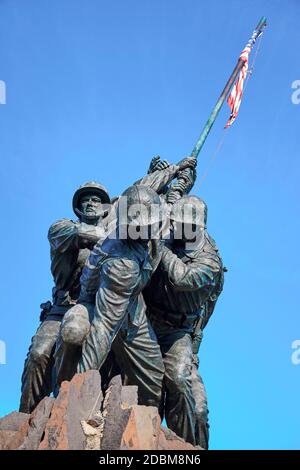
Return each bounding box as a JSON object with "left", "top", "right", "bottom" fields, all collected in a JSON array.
[{"left": 0, "top": 371, "right": 198, "bottom": 451}]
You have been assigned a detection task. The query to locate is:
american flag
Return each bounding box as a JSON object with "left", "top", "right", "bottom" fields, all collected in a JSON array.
[
  {"left": 224, "top": 47, "right": 250, "bottom": 128},
  {"left": 225, "top": 27, "right": 263, "bottom": 128}
]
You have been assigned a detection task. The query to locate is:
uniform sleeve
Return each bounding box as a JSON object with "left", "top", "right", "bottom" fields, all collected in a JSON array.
[
  {"left": 48, "top": 219, "right": 78, "bottom": 253},
  {"left": 78, "top": 241, "right": 105, "bottom": 303},
  {"left": 76, "top": 222, "right": 106, "bottom": 248},
  {"left": 134, "top": 164, "right": 180, "bottom": 194},
  {"left": 160, "top": 246, "right": 221, "bottom": 292},
  {"left": 201, "top": 268, "right": 225, "bottom": 329},
  {"left": 101, "top": 258, "right": 140, "bottom": 294},
  {"left": 48, "top": 219, "right": 105, "bottom": 253},
  {"left": 166, "top": 168, "right": 196, "bottom": 204}
]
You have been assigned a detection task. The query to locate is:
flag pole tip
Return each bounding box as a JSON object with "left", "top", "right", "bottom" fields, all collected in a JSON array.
[{"left": 259, "top": 16, "right": 267, "bottom": 27}]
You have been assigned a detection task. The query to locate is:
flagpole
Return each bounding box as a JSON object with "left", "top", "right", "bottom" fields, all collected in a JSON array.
[{"left": 190, "top": 16, "right": 267, "bottom": 160}]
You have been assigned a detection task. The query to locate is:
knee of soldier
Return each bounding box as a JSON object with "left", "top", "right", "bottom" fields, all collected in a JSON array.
[
  {"left": 61, "top": 304, "right": 91, "bottom": 346},
  {"left": 194, "top": 380, "right": 209, "bottom": 423},
  {"left": 168, "top": 367, "right": 191, "bottom": 395},
  {"left": 195, "top": 402, "right": 209, "bottom": 423},
  {"left": 30, "top": 344, "right": 51, "bottom": 364}
]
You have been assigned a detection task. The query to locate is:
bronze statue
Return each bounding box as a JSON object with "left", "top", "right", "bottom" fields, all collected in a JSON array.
[
  {"left": 19, "top": 151, "right": 224, "bottom": 451},
  {"left": 54, "top": 157, "right": 197, "bottom": 408},
  {"left": 19, "top": 182, "right": 111, "bottom": 413},
  {"left": 143, "top": 196, "right": 224, "bottom": 448}
]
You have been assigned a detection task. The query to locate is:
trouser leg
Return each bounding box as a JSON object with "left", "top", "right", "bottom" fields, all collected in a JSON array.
[
  {"left": 112, "top": 317, "right": 164, "bottom": 408},
  {"left": 53, "top": 336, "right": 82, "bottom": 392},
  {"left": 78, "top": 294, "right": 128, "bottom": 373},
  {"left": 54, "top": 304, "right": 120, "bottom": 394},
  {"left": 54, "top": 304, "right": 91, "bottom": 388},
  {"left": 191, "top": 363, "right": 209, "bottom": 449},
  {"left": 19, "top": 319, "right": 61, "bottom": 413},
  {"left": 99, "top": 350, "right": 121, "bottom": 394},
  {"left": 158, "top": 330, "right": 196, "bottom": 446}
]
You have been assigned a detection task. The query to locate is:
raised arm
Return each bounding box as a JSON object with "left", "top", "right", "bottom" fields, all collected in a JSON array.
[
  {"left": 135, "top": 164, "right": 180, "bottom": 193},
  {"left": 135, "top": 156, "right": 197, "bottom": 194},
  {"left": 166, "top": 167, "right": 197, "bottom": 204}
]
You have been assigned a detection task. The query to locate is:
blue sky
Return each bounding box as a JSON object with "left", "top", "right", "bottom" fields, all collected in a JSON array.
[{"left": 0, "top": 0, "right": 299, "bottom": 450}]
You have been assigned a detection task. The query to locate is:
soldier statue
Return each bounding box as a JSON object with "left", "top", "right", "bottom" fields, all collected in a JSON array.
[
  {"left": 143, "top": 195, "right": 224, "bottom": 448},
  {"left": 54, "top": 157, "right": 197, "bottom": 407},
  {"left": 19, "top": 182, "right": 111, "bottom": 413}
]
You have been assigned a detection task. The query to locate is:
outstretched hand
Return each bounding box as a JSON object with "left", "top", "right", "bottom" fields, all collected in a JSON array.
[{"left": 148, "top": 155, "right": 170, "bottom": 174}]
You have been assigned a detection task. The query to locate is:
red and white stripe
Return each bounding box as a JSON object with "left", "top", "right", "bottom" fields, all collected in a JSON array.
[{"left": 224, "top": 46, "right": 250, "bottom": 128}]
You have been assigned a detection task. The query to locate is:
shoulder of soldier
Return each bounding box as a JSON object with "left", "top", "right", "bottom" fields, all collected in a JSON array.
[
  {"left": 203, "top": 232, "right": 223, "bottom": 259},
  {"left": 100, "top": 238, "right": 140, "bottom": 268},
  {"left": 190, "top": 232, "right": 223, "bottom": 273},
  {"left": 48, "top": 218, "right": 77, "bottom": 230},
  {"left": 101, "top": 238, "right": 139, "bottom": 260},
  {"left": 48, "top": 218, "right": 78, "bottom": 239},
  {"left": 204, "top": 231, "right": 219, "bottom": 250},
  {"left": 101, "top": 256, "right": 140, "bottom": 290},
  {"left": 104, "top": 256, "right": 139, "bottom": 273}
]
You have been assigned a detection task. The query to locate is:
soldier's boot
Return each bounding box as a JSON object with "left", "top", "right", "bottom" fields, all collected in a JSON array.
[
  {"left": 164, "top": 370, "right": 197, "bottom": 446},
  {"left": 192, "top": 363, "right": 209, "bottom": 449},
  {"left": 19, "top": 320, "right": 61, "bottom": 413},
  {"left": 162, "top": 332, "right": 197, "bottom": 446}
]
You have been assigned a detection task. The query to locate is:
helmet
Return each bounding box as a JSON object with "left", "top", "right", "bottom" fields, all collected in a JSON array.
[
  {"left": 117, "top": 185, "right": 164, "bottom": 240},
  {"left": 72, "top": 181, "right": 111, "bottom": 220},
  {"left": 170, "top": 195, "right": 207, "bottom": 228}
]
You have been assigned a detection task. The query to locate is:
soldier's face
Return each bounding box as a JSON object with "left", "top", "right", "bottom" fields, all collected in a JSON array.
[
  {"left": 171, "top": 221, "right": 201, "bottom": 244},
  {"left": 80, "top": 193, "right": 103, "bottom": 218}
]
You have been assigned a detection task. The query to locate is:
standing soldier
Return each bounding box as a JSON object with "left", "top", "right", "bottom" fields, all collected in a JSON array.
[
  {"left": 19, "top": 182, "right": 111, "bottom": 413},
  {"left": 143, "top": 195, "right": 224, "bottom": 448}
]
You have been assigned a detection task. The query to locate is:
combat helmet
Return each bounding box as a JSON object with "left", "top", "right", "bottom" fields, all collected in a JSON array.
[
  {"left": 170, "top": 195, "right": 207, "bottom": 245},
  {"left": 117, "top": 185, "right": 164, "bottom": 240},
  {"left": 72, "top": 181, "right": 111, "bottom": 220},
  {"left": 170, "top": 195, "right": 207, "bottom": 227}
]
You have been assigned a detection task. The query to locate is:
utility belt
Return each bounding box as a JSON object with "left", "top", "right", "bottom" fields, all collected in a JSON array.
[
  {"left": 52, "top": 287, "right": 74, "bottom": 306},
  {"left": 147, "top": 304, "right": 202, "bottom": 334},
  {"left": 39, "top": 299, "right": 76, "bottom": 321}
]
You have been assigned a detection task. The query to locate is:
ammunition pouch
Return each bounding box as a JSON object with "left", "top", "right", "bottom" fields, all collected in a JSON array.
[{"left": 39, "top": 300, "right": 53, "bottom": 322}]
